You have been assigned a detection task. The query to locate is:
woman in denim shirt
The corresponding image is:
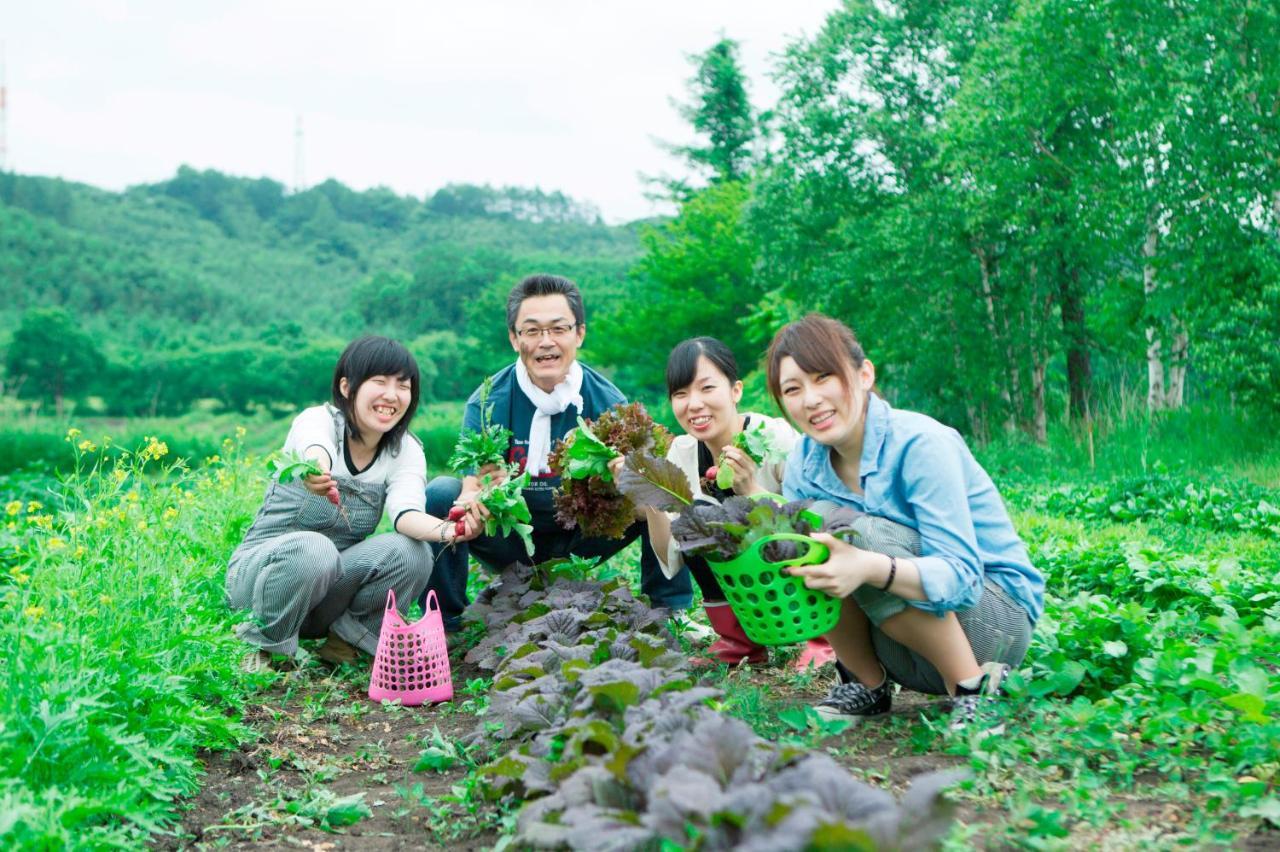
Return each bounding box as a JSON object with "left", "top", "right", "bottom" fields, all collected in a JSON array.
[{"left": 766, "top": 315, "right": 1044, "bottom": 729}]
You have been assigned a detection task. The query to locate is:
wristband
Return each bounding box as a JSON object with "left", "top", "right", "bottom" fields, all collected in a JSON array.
[{"left": 880, "top": 555, "right": 897, "bottom": 592}]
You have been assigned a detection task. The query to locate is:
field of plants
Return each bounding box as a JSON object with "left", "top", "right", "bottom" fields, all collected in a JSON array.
[{"left": 0, "top": 407, "right": 1278, "bottom": 850}]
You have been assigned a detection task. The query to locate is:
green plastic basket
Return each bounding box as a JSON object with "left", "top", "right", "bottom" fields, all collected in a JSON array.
[{"left": 708, "top": 533, "right": 842, "bottom": 646}]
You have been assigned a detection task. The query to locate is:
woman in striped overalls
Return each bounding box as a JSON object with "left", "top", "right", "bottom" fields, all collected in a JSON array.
[{"left": 226, "top": 336, "right": 481, "bottom": 671}]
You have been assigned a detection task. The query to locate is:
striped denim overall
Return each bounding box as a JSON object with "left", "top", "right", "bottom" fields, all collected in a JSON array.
[{"left": 227, "top": 474, "right": 434, "bottom": 656}]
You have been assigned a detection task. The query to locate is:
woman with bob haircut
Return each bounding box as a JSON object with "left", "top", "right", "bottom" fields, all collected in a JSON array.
[
  {"left": 226, "top": 336, "right": 481, "bottom": 672},
  {"left": 766, "top": 315, "right": 1043, "bottom": 728},
  {"left": 642, "top": 337, "right": 834, "bottom": 669}
]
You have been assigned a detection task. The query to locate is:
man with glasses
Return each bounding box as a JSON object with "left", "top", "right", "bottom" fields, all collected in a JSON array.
[{"left": 420, "top": 274, "right": 693, "bottom": 630}]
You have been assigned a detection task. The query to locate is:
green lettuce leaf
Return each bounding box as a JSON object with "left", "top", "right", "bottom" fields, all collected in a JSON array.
[{"left": 558, "top": 418, "right": 619, "bottom": 481}]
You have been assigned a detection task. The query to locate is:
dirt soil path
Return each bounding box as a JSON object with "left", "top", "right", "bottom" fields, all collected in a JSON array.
[{"left": 167, "top": 654, "right": 500, "bottom": 851}]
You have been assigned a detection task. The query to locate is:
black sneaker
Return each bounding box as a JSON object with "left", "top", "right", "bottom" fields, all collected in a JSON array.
[
  {"left": 949, "top": 662, "right": 1011, "bottom": 734},
  {"left": 814, "top": 677, "right": 892, "bottom": 723}
]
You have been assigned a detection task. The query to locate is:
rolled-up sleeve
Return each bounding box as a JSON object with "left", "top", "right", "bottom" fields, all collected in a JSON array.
[{"left": 899, "top": 431, "right": 985, "bottom": 613}]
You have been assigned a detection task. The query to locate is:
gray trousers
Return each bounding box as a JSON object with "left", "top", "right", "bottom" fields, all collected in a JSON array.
[
  {"left": 226, "top": 479, "right": 434, "bottom": 656},
  {"left": 819, "top": 507, "right": 1033, "bottom": 695}
]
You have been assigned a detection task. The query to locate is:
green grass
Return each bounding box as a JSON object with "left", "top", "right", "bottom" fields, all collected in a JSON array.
[
  {"left": 0, "top": 433, "right": 266, "bottom": 847},
  {"left": 1, "top": 402, "right": 1277, "bottom": 848}
]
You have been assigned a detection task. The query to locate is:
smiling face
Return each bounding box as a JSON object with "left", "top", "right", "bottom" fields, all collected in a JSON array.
[
  {"left": 509, "top": 293, "right": 585, "bottom": 391},
  {"left": 340, "top": 373, "right": 412, "bottom": 445},
  {"left": 777, "top": 355, "right": 875, "bottom": 452},
  {"left": 670, "top": 355, "right": 743, "bottom": 447}
]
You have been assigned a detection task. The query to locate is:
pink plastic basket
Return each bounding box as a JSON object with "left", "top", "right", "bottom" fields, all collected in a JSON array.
[{"left": 368, "top": 589, "right": 453, "bottom": 706}]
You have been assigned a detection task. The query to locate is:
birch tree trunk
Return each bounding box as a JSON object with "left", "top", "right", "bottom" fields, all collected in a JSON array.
[
  {"left": 1143, "top": 215, "right": 1166, "bottom": 412},
  {"left": 1165, "top": 314, "right": 1188, "bottom": 408},
  {"left": 974, "top": 241, "right": 1021, "bottom": 433},
  {"left": 1031, "top": 356, "right": 1048, "bottom": 444}
]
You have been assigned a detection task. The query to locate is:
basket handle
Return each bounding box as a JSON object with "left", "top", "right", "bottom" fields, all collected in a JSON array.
[
  {"left": 745, "top": 533, "right": 829, "bottom": 566},
  {"left": 424, "top": 589, "right": 440, "bottom": 613},
  {"left": 384, "top": 589, "right": 398, "bottom": 615}
]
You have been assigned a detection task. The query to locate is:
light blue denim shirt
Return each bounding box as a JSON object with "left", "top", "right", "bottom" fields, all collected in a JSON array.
[{"left": 782, "top": 394, "right": 1044, "bottom": 624}]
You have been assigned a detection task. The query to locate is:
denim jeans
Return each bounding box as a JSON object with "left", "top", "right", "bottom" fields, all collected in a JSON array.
[{"left": 419, "top": 475, "right": 692, "bottom": 630}]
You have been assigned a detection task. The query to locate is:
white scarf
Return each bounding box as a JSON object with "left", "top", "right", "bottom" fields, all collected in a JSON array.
[{"left": 514, "top": 358, "right": 584, "bottom": 476}]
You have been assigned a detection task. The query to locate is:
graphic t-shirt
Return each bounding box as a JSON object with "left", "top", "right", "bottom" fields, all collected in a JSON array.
[{"left": 459, "top": 362, "right": 626, "bottom": 529}]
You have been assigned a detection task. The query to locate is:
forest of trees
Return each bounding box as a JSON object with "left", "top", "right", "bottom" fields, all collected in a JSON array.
[
  {"left": 599, "top": 0, "right": 1280, "bottom": 440},
  {"left": 2, "top": 0, "right": 1277, "bottom": 439},
  {"left": 0, "top": 170, "right": 638, "bottom": 416}
]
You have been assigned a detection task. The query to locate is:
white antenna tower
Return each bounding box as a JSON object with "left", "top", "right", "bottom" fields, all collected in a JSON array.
[
  {"left": 292, "top": 114, "right": 305, "bottom": 192},
  {"left": 1, "top": 42, "right": 8, "bottom": 172}
]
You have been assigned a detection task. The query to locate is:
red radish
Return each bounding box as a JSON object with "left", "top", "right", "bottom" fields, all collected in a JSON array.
[
  {"left": 447, "top": 506, "right": 466, "bottom": 521},
  {"left": 454, "top": 519, "right": 467, "bottom": 539},
  {"left": 705, "top": 465, "right": 719, "bottom": 481},
  {"left": 326, "top": 486, "right": 340, "bottom": 506}
]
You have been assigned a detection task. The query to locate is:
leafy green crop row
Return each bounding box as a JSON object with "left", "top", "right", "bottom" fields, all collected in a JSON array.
[{"left": 460, "top": 563, "right": 964, "bottom": 849}]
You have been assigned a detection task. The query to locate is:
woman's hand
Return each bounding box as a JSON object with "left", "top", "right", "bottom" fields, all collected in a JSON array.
[
  {"left": 477, "top": 463, "right": 508, "bottom": 488},
  {"left": 785, "top": 532, "right": 876, "bottom": 598},
  {"left": 451, "top": 512, "right": 483, "bottom": 544},
  {"left": 719, "top": 446, "right": 762, "bottom": 496},
  {"left": 303, "top": 471, "right": 340, "bottom": 505},
  {"left": 454, "top": 490, "right": 491, "bottom": 529}
]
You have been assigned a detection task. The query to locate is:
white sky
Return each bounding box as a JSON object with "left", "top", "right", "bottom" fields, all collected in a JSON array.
[{"left": 2, "top": 1, "right": 837, "bottom": 223}]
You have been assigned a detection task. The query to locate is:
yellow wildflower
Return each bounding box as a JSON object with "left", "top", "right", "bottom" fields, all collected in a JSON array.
[
  {"left": 236, "top": 426, "right": 247, "bottom": 439},
  {"left": 74, "top": 546, "right": 86, "bottom": 559},
  {"left": 112, "top": 469, "right": 128, "bottom": 483},
  {"left": 143, "top": 437, "right": 169, "bottom": 460},
  {"left": 46, "top": 537, "right": 67, "bottom": 551},
  {"left": 127, "top": 491, "right": 140, "bottom": 503},
  {"left": 66, "top": 427, "right": 82, "bottom": 440},
  {"left": 8, "top": 566, "right": 29, "bottom": 584},
  {"left": 32, "top": 515, "right": 53, "bottom": 530},
  {"left": 99, "top": 594, "right": 112, "bottom": 605},
  {"left": 24, "top": 605, "right": 45, "bottom": 619},
  {"left": 78, "top": 439, "right": 97, "bottom": 453},
  {"left": 205, "top": 454, "right": 221, "bottom": 465},
  {"left": 5, "top": 501, "right": 21, "bottom": 516},
  {"left": 26, "top": 501, "right": 42, "bottom": 513},
  {"left": 162, "top": 507, "right": 179, "bottom": 522},
  {"left": 136, "top": 520, "right": 148, "bottom": 532}
]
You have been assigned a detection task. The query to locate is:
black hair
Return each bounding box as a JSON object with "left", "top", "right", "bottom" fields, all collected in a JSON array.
[
  {"left": 666, "top": 337, "right": 740, "bottom": 396},
  {"left": 505, "top": 274, "right": 586, "bottom": 330},
  {"left": 330, "top": 336, "right": 421, "bottom": 449}
]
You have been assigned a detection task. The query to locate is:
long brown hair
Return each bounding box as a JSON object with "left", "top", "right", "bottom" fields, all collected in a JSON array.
[{"left": 765, "top": 314, "right": 868, "bottom": 411}]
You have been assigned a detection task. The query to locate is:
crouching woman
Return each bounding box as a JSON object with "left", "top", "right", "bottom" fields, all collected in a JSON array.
[
  {"left": 766, "top": 315, "right": 1044, "bottom": 728},
  {"left": 226, "top": 336, "right": 480, "bottom": 671}
]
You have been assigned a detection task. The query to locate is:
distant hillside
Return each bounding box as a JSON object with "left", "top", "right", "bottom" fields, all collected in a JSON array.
[{"left": 0, "top": 169, "right": 645, "bottom": 414}]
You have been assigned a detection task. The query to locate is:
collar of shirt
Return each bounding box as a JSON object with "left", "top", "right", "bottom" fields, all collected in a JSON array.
[{"left": 800, "top": 393, "right": 891, "bottom": 504}]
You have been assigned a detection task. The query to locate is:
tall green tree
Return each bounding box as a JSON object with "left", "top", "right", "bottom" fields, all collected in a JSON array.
[
  {"left": 658, "top": 38, "right": 757, "bottom": 198},
  {"left": 5, "top": 307, "right": 104, "bottom": 417}
]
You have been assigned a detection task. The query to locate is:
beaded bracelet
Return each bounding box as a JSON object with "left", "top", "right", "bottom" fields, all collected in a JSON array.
[{"left": 880, "top": 555, "right": 897, "bottom": 592}]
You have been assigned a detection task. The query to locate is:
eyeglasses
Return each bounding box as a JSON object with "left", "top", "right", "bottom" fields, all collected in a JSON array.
[{"left": 516, "top": 324, "right": 577, "bottom": 341}]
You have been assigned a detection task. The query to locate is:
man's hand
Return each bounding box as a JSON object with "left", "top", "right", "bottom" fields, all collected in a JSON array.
[{"left": 477, "top": 463, "right": 508, "bottom": 487}]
